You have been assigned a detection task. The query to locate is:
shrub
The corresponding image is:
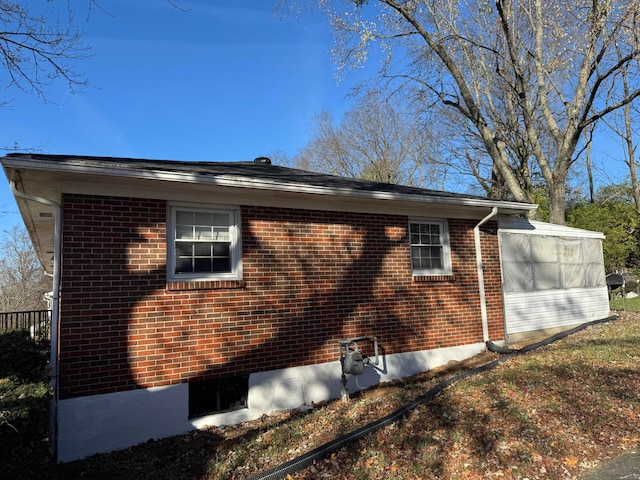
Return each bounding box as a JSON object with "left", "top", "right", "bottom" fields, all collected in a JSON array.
[
  {"left": 0, "top": 330, "right": 51, "bottom": 478},
  {"left": 0, "top": 330, "right": 49, "bottom": 382}
]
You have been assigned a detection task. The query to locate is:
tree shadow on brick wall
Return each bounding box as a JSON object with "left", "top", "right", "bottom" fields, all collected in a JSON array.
[
  {"left": 61, "top": 210, "right": 415, "bottom": 390},
  {"left": 213, "top": 214, "right": 410, "bottom": 376},
  {"left": 59, "top": 205, "right": 492, "bottom": 475}
]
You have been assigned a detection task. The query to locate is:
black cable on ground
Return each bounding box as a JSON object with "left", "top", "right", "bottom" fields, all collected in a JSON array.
[
  {"left": 247, "top": 315, "right": 618, "bottom": 480},
  {"left": 487, "top": 315, "right": 618, "bottom": 354}
]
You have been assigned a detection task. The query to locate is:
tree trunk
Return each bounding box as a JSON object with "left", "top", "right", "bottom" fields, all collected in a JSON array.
[
  {"left": 548, "top": 172, "right": 568, "bottom": 225},
  {"left": 623, "top": 95, "right": 640, "bottom": 214},
  {"left": 585, "top": 127, "right": 595, "bottom": 204}
]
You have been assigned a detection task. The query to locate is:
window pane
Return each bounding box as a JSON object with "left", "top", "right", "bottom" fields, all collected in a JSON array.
[
  {"left": 176, "top": 243, "right": 192, "bottom": 257},
  {"left": 411, "top": 246, "right": 421, "bottom": 268},
  {"left": 213, "top": 213, "right": 230, "bottom": 227},
  {"left": 213, "top": 227, "right": 230, "bottom": 241},
  {"left": 195, "top": 212, "right": 212, "bottom": 225},
  {"left": 194, "top": 243, "right": 212, "bottom": 256},
  {"left": 411, "top": 240, "right": 443, "bottom": 272},
  {"left": 176, "top": 211, "right": 193, "bottom": 225},
  {"left": 194, "top": 258, "right": 212, "bottom": 272},
  {"left": 176, "top": 242, "right": 194, "bottom": 273},
  {"left": 213, "top": 257, "right": 231, "bottom": 272},
  {"left": 213, "top": 243, "right": 230, "bottom": 256},
  {"left": 410, "top": 222, "right": 442, "bottom": 247},
  {"left": 176, "top": 225, "right": 193, "bottom": 240},
  {"left": 176, "top": 256, "right": 193, "bottom": 273},
  {"left": 195, "top": 225, "right": 213, "bottom": 240},
  {"left": 429, "top": 245, "right": 442, "bottom": 262}
]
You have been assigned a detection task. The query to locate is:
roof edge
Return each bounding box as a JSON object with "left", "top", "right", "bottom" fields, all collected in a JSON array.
[{"left": 2, "top": 154, "right": 538, "bottom": 213}]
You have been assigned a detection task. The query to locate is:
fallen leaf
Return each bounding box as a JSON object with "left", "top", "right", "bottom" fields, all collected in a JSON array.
[{"left": 565, "top": 457, "right": 578, "bottom": 467}]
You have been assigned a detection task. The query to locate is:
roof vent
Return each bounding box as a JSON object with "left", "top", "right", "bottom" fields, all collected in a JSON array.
[{"left": 254, "top": 157, "right": 271, "bottom": 165}]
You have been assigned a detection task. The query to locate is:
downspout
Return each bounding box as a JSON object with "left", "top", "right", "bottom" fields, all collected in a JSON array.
[
  {"left": 9, "top": 181, "right": 61, "bottom": 459},
  {"left": 474, "top": 207, "right": 498, "bottom": 343}
]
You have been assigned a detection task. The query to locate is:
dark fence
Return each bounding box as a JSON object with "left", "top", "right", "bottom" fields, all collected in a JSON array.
[{"left": 0, "top": 310, "right": 52, "bottom": 341}]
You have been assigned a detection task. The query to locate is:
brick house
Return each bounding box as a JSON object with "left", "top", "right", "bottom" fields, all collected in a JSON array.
[{"left": 1, "top": 154, "right": 607, "bottom": 462}]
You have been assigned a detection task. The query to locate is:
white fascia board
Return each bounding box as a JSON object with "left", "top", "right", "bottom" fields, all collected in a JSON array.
[
  {"left": 3, "top": 157, "right": 538, "bottom": 214},
  {"left": 499, "top": 216, "right": 605, "bottom": 239}
]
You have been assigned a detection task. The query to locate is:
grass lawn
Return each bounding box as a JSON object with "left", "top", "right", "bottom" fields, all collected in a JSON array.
[
  {"left": 2, "top": 312, "right": 640, "bottom": 479},
  {"left": 610, "top": 295, "right": 640, "bottom": 312}
]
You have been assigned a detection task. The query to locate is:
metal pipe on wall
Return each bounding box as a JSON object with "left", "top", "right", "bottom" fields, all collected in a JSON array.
[
  {"left": 9, "top": 180, "right": 62, "bottom": 459},
  {"left": 474, "top": 207, "right": 498, "bottom": 343}
]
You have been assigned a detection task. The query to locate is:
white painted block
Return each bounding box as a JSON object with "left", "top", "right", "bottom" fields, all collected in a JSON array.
[
  {"left": 57, "top": 342, "right": 486, "bottom": 462},
  {"left": 57, "top": 384, "right": 190, "bottom": 462}
]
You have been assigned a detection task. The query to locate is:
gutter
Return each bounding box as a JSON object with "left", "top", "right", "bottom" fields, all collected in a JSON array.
[
  {"left": 9, "top": 181, "right": 61, "bottom": 459},
  {"left": 2, "top": 156, "right": 538, "bottom": 215},
  {"left": 474, "top": 207, "right": 499, "bottom": 343}
]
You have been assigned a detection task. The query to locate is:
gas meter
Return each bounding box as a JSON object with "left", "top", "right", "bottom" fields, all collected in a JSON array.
[
  {"left": 339, "top": 336, "right": 379, "bottom": 402},
  {"left": 340, "top": 345, "right": 365, "bottom": 375}
]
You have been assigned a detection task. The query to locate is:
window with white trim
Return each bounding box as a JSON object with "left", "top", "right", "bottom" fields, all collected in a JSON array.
[
  {"left": 167, "top": 204, "right": 241, "bottom": 281},
  {"left": 409, "top": 219, "right": 452, "bottom": 276}
]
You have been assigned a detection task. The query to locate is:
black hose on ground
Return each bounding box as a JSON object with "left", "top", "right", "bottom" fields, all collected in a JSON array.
[
  {"left": 247, "top": 315, "right": 618, "bottom": 480},
  {"left": 486, "top": 315, "right": 617, "bottom": 354}
]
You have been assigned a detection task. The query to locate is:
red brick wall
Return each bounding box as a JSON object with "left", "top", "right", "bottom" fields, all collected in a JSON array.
[{"left": 59, "top": 194, "right": 504, "bottom": 399}]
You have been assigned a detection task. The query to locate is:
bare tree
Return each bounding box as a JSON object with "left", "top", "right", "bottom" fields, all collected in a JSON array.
[
  {"left": 0, "top": 225, "right": 51, "bottom": 312},
  {"left": 603, "top": 59, "right": 640, "bottom": 213},
  {"left": 294, "top": 89, "right": 444, "bottom": 188},
  {"left": 306, "top": 0, "right": 640, "bottom": 224},
  {"left": 0, "top": 1, "right": 94, "bottom": 101}
]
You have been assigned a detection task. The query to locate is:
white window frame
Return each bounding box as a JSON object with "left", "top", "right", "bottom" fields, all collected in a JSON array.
[
  {"left": 167, "top": 203, "right": 242, "bottom": 282},
  {"left": 409, "top": 218, "right": 452, "bottom": 276}
]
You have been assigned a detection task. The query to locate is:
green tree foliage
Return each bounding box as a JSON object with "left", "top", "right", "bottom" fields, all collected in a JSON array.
[{"left": 567, "top": 196, "right": 640, "bottom": 272}]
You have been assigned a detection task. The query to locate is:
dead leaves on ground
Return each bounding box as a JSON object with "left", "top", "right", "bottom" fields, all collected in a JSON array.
[
  {"left": 59, "top": 315, "right": 640, "bottom": 480},
  {"left": 278, "top": 315, "right": 640, "bottom": 480}
]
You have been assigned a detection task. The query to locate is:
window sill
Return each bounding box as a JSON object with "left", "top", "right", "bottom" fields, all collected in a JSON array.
[
  {"left": 167, "top": 279, "right": 246, "bottom": 291},
  {"left": 412, "top": 274, "right": 456, "bottom": 282}
]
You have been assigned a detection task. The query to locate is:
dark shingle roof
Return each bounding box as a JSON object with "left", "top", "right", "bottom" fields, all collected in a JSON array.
[{"left": 6, "top": 153, "right": 519, "bottom": 204}]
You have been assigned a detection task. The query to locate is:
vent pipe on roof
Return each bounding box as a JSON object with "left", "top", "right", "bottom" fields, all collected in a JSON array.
[{"left": 254, "top": 157, "right": 272, "bottom": 165}]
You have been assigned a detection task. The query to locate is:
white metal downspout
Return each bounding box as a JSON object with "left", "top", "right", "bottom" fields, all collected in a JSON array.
[
  {"left": 9, "top": 181, "right": 61, "bottom": 459},
  {"left": 474, "top": 207, "right": 498, "bottom": 343}
]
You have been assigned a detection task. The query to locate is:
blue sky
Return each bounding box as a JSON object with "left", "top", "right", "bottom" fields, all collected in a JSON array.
[
  {"left": 0, "top": 1, "right": 366, "bottom": 231},
  {"left": 0, "top": 1, "right": 632, "bottom": 233}
]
